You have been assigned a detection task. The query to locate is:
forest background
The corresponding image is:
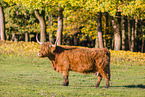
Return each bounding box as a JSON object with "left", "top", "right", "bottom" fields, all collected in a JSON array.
[{"left": 0, "top": 0, "right": 145, "bottom": 52}]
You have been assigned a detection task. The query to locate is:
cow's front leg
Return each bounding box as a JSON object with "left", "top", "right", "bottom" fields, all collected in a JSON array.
[{"left": 62, "top": 72, "right": 69, "bottom": 86}]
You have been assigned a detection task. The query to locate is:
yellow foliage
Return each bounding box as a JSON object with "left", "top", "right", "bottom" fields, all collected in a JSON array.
[
  {"left": 0, "top": 41, "right": 40, "bottom": 58},
  {"left": 111, "top": 50, "right": 145, "bottom": 65},
  {"left": 0, "top": 41, "right": 144, "bottom": 66}
]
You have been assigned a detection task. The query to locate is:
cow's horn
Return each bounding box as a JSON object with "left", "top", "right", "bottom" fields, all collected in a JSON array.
[
  {"left": 55, "top": 38, "right": 60, "bottom": 46},
  {"left": 52, "top": 38, "right": 59, "bottom": 47},
  {"left": 36, "top": 34, "right": 43, "bottom": 44}
]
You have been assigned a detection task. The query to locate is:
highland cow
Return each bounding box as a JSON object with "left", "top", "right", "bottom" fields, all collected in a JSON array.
[{"left": 36, "top": 36, "right": 111, "bottom": 88}]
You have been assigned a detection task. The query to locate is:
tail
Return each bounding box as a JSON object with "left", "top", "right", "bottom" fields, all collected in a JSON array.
[
  {"left": 108, "top": 50, "right": 111, "bottom": 81},
  {"left": 105, "top": 49, "right": 111, "bottom": 81},
  {"left": 108, "top": 62, "right": 111, "bottom": 81}
]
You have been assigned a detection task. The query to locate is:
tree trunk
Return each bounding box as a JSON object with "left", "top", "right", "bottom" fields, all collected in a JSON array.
[
  {"left": 35, "top": 10, "right": 46, "bottom": 42},
  {"left": 25, "top": 32, "right": 29, "bottom": 42},
  {"left": 97, "top": 12, "right": 103, "bottom": 48},
  {"left": 124, "top": 17, "right": 129, "bottom": 50},
  {"left": 141, "top": 31, "right": 144, "bottom": 53},
  {"left": 12, "top": 33, "right": 18, "bottom": 41},
  {"left": 130, "top": 19, "right": 135, "bottom": 52},
  {"left": 56, "top": 7, "right": 63, "bottom": 45},
  {"left": 105, "top": 12, "right": 109, "bottom": 48},
  {"left": 95, "top": 34, "right": 99, "bottom": 48},
  {"left": 74, "top": 35, "right": 78, "bottom": 46},
  {"left": 56, "top": 8, "right": 63, "bottom": 45},
  {"left": 128, "top": 19, "right": 131, "bottom": 50},
  {"left": 11, "top": 33, "right": 15, "bottom": 41},
  {"left": 134, "top": 19, "right": 138, "bottom": 51},
  {"left": 0, "top": 4, "right": 6, "bottom": 40},
  {"left": 141, "top": 19, "right": 144, "bottom": 52},
  {"left": 141, "top": 37, "right": 144, "bottom": 53},
  {"left": 48, "top": 14, "right": 54, "bottom": 43},
  {"left": 112, "top": 17, "right": 121, "bottom": 50},
  {"left": 121, "top": 16, "right": 126, "bottom": 50}
]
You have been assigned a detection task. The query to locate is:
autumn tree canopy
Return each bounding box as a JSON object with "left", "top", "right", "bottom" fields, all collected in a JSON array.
[{"left": 1, "top": 0, "right": 145, "bottom": 52}]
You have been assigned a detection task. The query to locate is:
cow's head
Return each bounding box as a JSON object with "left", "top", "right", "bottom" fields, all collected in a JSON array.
[{"left": 36, "top": 34, "right": 57, "bottom": 57}]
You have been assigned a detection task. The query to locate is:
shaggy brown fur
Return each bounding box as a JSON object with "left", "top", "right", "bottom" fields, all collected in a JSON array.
[{"left": 38, "top": 42, "right": 111, "bottom": 88}]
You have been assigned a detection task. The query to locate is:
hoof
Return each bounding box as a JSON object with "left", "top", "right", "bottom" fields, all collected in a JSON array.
[
  {"left": 106, "top": 85, "right": 110, "bottom": 88},
  {"left": 95, "top": 85, "right": 99, "bottom": 88},
  {"left": 62, "top": 82, "right": 69, "bottom": 86},
  {"left": 95, "top": 84, "right": 100, "bottom": 88}
]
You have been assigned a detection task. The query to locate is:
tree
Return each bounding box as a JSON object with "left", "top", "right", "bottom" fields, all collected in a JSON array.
[
  {"left": 112, "top": 16, "right": 121, "bottom": 50},
  {"left": 5, "top": 0, "right": 49, "bottom": 42},
  {"left": 97, "top": 12, "right": 103, "bottom": 48},
  {"left": 47, "top": 13, "right": 53, "bottom": 43},
  {"left": 3, "top": 0, "right": 145, "bottom": 52},
  {"left": 130, "top": 19, "right": 135, "bottom": 52},
  {"left": 35, "top": 10, "right": 46, "bottom": 42},
  {"left": 121, "top": 16, "right": 126, "bottom": 50},
  {"left": 5, "top": 0, "right": 69, "bottom": 43},
  {"left": 0, "top": 3, "right": 6, "bottom": 40},
  {"left": 141, "top": 19, "right": 145, "bottom": 52},
  {"left": 56, "top": 7, "right": 63, "bottom": 45}
]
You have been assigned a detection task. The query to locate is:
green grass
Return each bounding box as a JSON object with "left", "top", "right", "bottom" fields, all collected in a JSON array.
[
  {"left": 0, "top": 54, "right": 144, "bottom": 97},
  {"left": 0, "top": 41, "right": 145, "bottom": 97}
]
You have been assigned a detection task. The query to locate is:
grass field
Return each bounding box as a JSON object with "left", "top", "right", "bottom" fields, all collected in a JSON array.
[{"left": 0, "top": 41, "right": 145, "bottom": 97}]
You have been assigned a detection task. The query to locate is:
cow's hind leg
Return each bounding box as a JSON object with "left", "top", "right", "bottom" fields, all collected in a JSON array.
[
  {"left": 104, "top": 76, "right": 109, "bottom": 88},
  {"left": 95, "top": 73, "right": 102, "bottom": 87},
  {"left": 101, "top": 71, "right": 110, "bottom": 88},
  {"left": 96, "top": 70, "right": 110, "bottom": 88},
  {"left": 62, "top": 72, "right": 69, "bottom": 86}
]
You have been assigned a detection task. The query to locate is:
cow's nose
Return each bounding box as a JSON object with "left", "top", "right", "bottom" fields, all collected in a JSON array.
[{"left": 38, "top": 53, "right": 42, "bottom": 57}]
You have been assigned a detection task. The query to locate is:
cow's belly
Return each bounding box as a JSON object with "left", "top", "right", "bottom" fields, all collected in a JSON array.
[{"left": 70, "top": 63, "right": 96, "bottom": 73}]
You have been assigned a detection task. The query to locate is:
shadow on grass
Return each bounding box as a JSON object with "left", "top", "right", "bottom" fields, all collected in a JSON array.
[
  {"left": 47, "top": 84, "right": 145, "bottom": 89},
  {"left": 124, "top": 84, "right": 145, "bottom": 89},
  {"left": 111, "top": 84, "right": 145, "bottom": 89},
  {"left": 82, "top": 84, "right": 145, "bottom": 89}
]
